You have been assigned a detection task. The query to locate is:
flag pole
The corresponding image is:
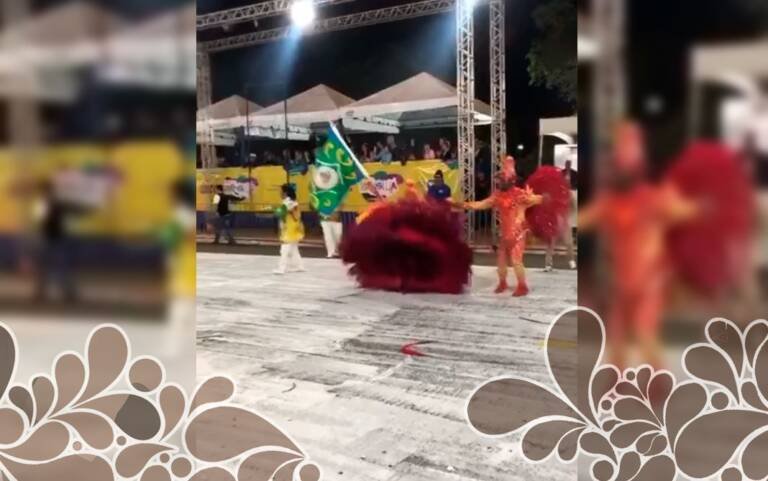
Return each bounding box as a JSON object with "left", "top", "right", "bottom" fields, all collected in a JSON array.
[
  {"left": 329, "top": 121, "right": 370, "bottom": 179},
  {"left": 328, "top": 121, "right": 385, "bottom": 200}
]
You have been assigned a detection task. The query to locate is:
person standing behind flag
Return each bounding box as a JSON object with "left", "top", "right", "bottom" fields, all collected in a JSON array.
[
  {"left": 212, "top": 184, "right": 242, "bottom": 245},
  {"left": 274, "top": 184, "right": 306, "bottom": 274},
  {"left": 320, "top": 211, "right": 343, "bottom": 258}
]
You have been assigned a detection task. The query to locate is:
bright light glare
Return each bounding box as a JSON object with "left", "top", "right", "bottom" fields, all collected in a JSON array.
[
  {"left": 465, "top": 0, "right": 478, "bottom": 9},
  {"left": 291, "top": 0, "right": 316, "bottom": 28}
]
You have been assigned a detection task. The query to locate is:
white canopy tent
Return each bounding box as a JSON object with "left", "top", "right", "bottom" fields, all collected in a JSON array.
[
  {"left": 196, "top": 93, "right": 314, "bottom": 144},
  {"left": 197, "top": 95, "right": 263, "bottom": 125},
  {"left": 0, "top": 2, "right": 121, "bottom": 72},
  {"left": 241, "top": 84, "right": 398, "bottom": 134},
  {"left": 539, "top": 116, "right": 578, "bottom": 168},
  {"left": 197, "top": 95, "right": 263, "bottom": 146},
  {"left": 690, "top": 39, "right": 768, "bottom": 145},
  {"left": 540, "top": 116, "right": 577, "bottom": 140},
  {"left": 343, "top": 72, "right": 492, "bottom": 128},
  {"left": 99, "top": 3, "right": 196, "bottom": 90},
  {"left": 692, "top": 39, "right": 768, "bottom": 83},
  {"left": 0, "top": 2, "right": 121, "bottom": 101}
]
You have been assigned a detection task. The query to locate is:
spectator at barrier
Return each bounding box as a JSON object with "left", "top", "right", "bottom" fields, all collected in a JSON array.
[
  {"left": 404, "top": 138, "right": 417, "bottom": 161},
  {"left": 427, "top": 170, "right": 452, "bottom": 201},
  {"left": 360, "top": 142, "right": 371, "bottom": 162},
  {"left": 386, "top": 135, "right": 402, "bottom": 162},
  {"left": 439, "top": 138, "right": 453, "bottom": 162},
  {"left": 476, "top": 170, "right": 491, "bottom": 199},
  {"left": 475, "top": 169, "right": 493, "bottom": 232},
  {"left": 374, "top": 141, "right": 392, "bottom": 163},
  {"left": 292, "top": 150, "right": 308, "bottom": 174},
  {"left": 423, "top": 143, "right": 436, "bottom": 159}
]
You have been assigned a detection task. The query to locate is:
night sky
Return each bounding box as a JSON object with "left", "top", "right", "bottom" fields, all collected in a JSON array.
[
  {"left": 626, "top": 0, "right": 768, "bottom": 162},
  {"left": 202, "top": 0, "right": 574, "bottom": 153}
]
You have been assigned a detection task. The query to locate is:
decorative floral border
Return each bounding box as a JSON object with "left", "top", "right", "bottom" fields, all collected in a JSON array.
[
  {"left": 465, "top": 307, "right": 768, "bottom": 481},
  {"left": 0, "top": 322, "right": 321, "bottom": 481}
]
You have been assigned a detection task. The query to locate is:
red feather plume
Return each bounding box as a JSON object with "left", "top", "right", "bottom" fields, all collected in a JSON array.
[
  {"left": 341, "top": 198, "right": 472, "bottom": 294},
  {"left": 525, "top": 166, "right": 572, "bottom": 242},
  {"left": 665, "top": 142, "right": 755, "bottom": 295}
]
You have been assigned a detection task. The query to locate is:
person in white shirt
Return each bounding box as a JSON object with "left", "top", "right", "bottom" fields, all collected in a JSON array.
[
  {"left": 320, "top": 211, "right": 343, "bottom": 258},
  {"left": 545, "top": 161, "right": 577, "bottom": 271}
]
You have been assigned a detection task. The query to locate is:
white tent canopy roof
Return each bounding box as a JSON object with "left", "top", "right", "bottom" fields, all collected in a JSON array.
[
  {"left": 343, "top": 72, "right": 492, "bottom": 127},
  {"left": 693, "top": 39, "right": 768, "bottom": 82},
  {"left": 540, "top": 116, "right": 578, "bottom": 137},
  {"left": 248, "top": 84, "right": 356, "bottom": 126},
  {"left": 227, "top": 84, "right": 399, "bottom": 134},
  {"left": 200, "top": 95, "right": 263, "bottom": 120},
  {"left": 99, "top": 4, "right": 195, "bottom": 90},
  {"left": 0, "top": 2, "right": 122, "bottom": 72}
]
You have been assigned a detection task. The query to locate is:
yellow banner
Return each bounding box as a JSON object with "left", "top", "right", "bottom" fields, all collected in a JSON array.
[
  {"left": 196, "top": 160, "right": 460, "bottom": 213},
  {"left": 0, "top": 142, "right": 185, "bottom": 237}
]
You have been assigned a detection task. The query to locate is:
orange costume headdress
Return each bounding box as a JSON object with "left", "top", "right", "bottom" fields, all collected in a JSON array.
[{"left": 498, "top": 155, "right": 517, "bottom": 182}]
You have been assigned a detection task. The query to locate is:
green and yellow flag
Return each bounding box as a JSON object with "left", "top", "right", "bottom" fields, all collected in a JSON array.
[{"left": 310, "top": 123, "right": 368, "bottom": 216}]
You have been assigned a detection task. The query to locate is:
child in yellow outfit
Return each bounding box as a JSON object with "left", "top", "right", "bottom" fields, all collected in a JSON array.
[{"left": 274, "top": 184, "right": 306, "bottom": 274}]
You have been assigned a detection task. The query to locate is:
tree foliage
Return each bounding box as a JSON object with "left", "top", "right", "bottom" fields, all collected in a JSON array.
[{"left": 527, "top": 0, "right": 577, "bottom": 106}]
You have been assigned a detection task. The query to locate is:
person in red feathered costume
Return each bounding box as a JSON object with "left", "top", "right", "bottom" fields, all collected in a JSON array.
[
  {"left": 579, "top": 121, "right": 700, "bottom": 370},
  {"left": 463, "top": 156, "right": 545, "bottom": 297}
]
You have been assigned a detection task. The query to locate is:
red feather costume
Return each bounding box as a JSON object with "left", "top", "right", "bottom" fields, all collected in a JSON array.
[
  {"left": 666, "top": 142, "right": 755, "bottom": 295},
  {"left": 580, "top": 121, "right": 754, "bottom": 370},
  {"left": 525, "top": 166, "right": 573, "bottom": 242},
  {"left": 340, "top": 181, "right": 472, "bottom": 294},
  {"left": 464, "top": 156, "right": 570, "bottom": 296}
]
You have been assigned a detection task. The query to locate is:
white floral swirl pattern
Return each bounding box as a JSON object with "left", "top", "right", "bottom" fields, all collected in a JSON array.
[
  {"left": 466, "top": 307, "right": 768, "bottom": 481},
  {"left": 0, "top": 322, "right": 321, "bottom": 481}
]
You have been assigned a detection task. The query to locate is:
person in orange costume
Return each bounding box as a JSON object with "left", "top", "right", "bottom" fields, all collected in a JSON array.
[
  {"left": 463, "top": 156, "right": 543, "bottom": 296},
  {"left": 579, "top": 121, "right": 698, "bottom": 369}
]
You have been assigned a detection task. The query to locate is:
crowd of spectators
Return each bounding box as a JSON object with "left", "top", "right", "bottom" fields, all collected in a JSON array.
[
  {"left": 353, "top": 136, "right": 457, "bottom": 165},
  {"left": 212, "top": 133, "right": 459, "bottom": 169}
]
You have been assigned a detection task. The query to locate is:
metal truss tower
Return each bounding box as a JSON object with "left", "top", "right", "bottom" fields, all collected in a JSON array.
[
  {"left": 489, "top": 0, "right": 506, "bottom": 240},
  {"left": 456, "top": 0, "right": 476, "bottom": 241},
  {"left": 196, "top": 51, "right": 216, "bottom": 169}
]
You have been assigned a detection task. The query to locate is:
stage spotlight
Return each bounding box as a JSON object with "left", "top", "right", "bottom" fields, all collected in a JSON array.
[
  {"left": 464, "top": 0, "right": 478, "bottom": 9},
  {"left": 291, "top": 0, "right": 316, "bottom": 28},
  {"left": 517, "top": 144, "right": 524, "bottom": 151}
]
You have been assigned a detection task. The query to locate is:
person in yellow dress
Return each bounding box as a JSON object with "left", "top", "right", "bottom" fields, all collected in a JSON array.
[{"left": 274, "top": 183, "right": 306, "bottom": 274}]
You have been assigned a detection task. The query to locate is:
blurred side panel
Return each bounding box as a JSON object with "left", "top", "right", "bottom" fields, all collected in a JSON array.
[{"left": 0, "top": 0, "right": 196, "bottom": 390}]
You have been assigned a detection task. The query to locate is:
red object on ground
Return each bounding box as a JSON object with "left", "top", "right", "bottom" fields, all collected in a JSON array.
[
  {"left": 525, "top": 166, "right": 572, "bottom": 242},
  {"left": 341, "top": 197, "right": 473, "bottom": 294},
  {"left": 666, "top": 142, "right": 755, "bottom": 295},
  {"left": 400, "top": 341, "right": 431, "bottom": 357}
]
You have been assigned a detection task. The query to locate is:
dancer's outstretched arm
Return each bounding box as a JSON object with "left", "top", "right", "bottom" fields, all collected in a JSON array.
[
  {"left": 577, "top": 197, "right": 606, "bottom": 231},
  {"left": 463, "top": 196, "right": 495, "bottom": 211},
  {"left": 525, "top": 187, "right": 544, "bottom": 206},
  {"left": 660, "top": 182, "right": 700, "bottom": 225}
]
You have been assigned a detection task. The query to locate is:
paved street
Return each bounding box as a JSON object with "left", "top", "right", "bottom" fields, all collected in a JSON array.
[{"left": 197, "top": 252, "right": 578, "bottom": 481}]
